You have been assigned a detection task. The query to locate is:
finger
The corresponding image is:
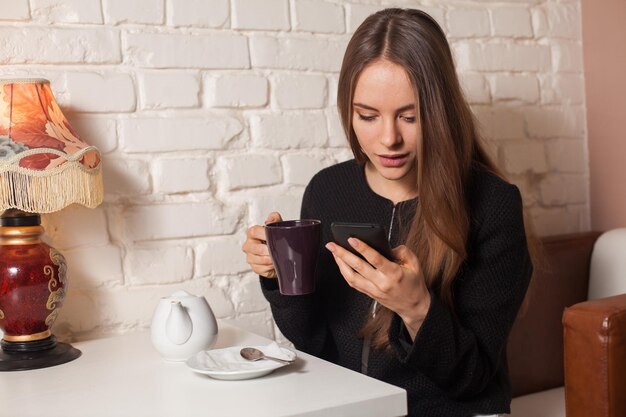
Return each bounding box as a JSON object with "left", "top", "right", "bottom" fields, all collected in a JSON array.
[
  {"left": 332, "top": 255, "right": 380, "bottom": 298},
  {"left": 242, "top": 240, "right": 270, "bottom": 257},
  {"left": 326, "top": 242, "right": 375, "bottom": 279},
  {"left": 247, "top": 225, "right": 268, "bottom": 242},
  {"left": 254, "top": 267, "right": 276, "bottom": 279},
  {"left": 332, "top": 240, "right": 402, "bottom": 292},
  {"left": 265, "top": 211, "right": 283, "bottom": 225},
  {"left": 345, "top": 237, "right": 392, "bottom": 272},
  {"left": 246, "top": 253, "right": 274, "bottom": 266}
]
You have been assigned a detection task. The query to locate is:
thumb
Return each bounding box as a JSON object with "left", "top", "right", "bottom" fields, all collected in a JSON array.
[{"left": 264, "top": 212, "right": 283, "bottom": 225}]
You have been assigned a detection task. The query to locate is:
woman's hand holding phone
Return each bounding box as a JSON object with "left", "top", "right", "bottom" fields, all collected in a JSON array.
[
  {"left": 242, "top": 212, "right": 282, "bottom": 279},
  {"left": 325, "top": 237, "right": 431, "bottom": 340},
  {"left": 330, "top": 222, "right": 393, "bottom": 260}
]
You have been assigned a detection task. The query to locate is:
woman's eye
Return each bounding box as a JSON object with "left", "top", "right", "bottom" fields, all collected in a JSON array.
[
  {"left": 400, "top": 115, "right": 416, "bottom": 123},
  {"left": 358, "top": 114, "right": 377, "bottom": 122}
]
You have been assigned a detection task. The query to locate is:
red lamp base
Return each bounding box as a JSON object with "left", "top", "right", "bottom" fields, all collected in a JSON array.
[{"left": 0, "top": 209, "right": 81, "bottom": 371}]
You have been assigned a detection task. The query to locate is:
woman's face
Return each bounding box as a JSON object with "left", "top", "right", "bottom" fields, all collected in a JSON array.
[{"left": 352, "top": 59, "right": 421, "bottom": 187}]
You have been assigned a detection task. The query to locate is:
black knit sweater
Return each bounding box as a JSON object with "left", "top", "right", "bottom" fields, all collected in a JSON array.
[{"left": 260, "top": 159, "right": 532, "bottom": 417}]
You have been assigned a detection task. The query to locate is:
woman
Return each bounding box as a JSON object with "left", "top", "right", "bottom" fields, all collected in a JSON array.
[{"left": 242, "top": 8, "right": 532, "bottom": 417}]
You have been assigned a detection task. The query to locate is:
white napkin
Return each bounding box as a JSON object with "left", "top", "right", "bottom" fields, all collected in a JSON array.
[{"left": 200, "top": 342, "right": 295, "bottom": 372}]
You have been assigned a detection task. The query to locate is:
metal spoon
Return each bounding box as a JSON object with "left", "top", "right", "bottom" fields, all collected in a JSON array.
[{"left": 240, "top": 347, "right": 294, "bottom": 365}]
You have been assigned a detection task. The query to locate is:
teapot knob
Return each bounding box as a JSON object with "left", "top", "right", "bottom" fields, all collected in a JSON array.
[{"left": 166, "top": 301, "right": 193, "bottom": 345}]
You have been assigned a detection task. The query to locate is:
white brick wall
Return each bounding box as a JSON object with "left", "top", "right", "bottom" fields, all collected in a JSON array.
[
  {"left": 539, "top": 175, "right": 587, "bottom": 205},
  {"left": 120, "top": 118, "right": 243, "bottom": 152},
  {"left": 196, "top": 236, "right": 250, "bottom": 276},
  {"left": 282, "top": 153, "right": 333, "bottom": 186},
  {"left": 32, "top": 0, "right": 103, "bottom": 24},
  {"left": 530, "top": 207, "right": 583, "bottom": 236},
  {"left": 122, "top": 202, "right": 242, "bottom": 241},
  {"left": 453, "top": 42, "right": 551, "bottom": 72},
  {"left": 43, "top": 206, "right": 110, "bottom": 249},
  {"left": 502, "top": 142, "right": 549, "bottom": 175},
  {"left": 546, "top": 139, "right": 587, "bottom": 172},
  {"left": 67, "top": 117, "right": 118, "bottom": 154},
  {"left": 0, "top": 0, "right": 30, "bottom": 20},
  {"left": 166, "top": 0, "right": 230, "bottom": 28},
  {"left": 326, "top": 110, "right": 347, "bottom": 147},
  {"left": 103, "top": 158, "right": 152, "bottom": 196},
  {"left": 64, "top": 244, "right": 124, "bottom": 288},
  {"left": 272, "top": 73, "right": 327, "bottom": 109},
  {"left": 205, "top": 74, "right": 268, "bottom": 108},
  {"left": 139, "top": 72, "right": 200, "bottom": 109},
  {"left": 248, "top": 192, "right": 303, "bottom": 224},
  {"left": 126, "top": 246, "right": 193, "bottom": 285},
  {"left": 103, "top": 0, "right": 164, "bottom": 25},
  {"left": 218, "top": 154, "right": 282, "bottom": 190},
  {"left": 3, "top": 0, "right": 589, "bottom": 340},
  {"left": 491, "top": 75, "right": 539, "bottom": 103},
  {"left": 295, "top": 0, "right": 345, "bottom": 34},
  {"left": 491, "top": 7, "right": 532, "bottom": 38},
  {"left": 459, "top": 73, "right": 490, "bottom": 104},
  {"left": 250, "top": 112, "right": 328, "bottom": 148},
  {"left": 66, "top": 72, "right": 135, "bottom": 112},
  {"left": 231, "top": 273, "right": 271, "bottom": 314},
  {"left": 125, "top": 32, "right": 249, "bottom": 69},
  {"left": 542, "top": 3, "right": 581, "bottom": 40},
  {"left": 232, "top": 0, "right": 289, "bottom": 31},
  {"left": 525, "top": 106, "right": 585, "bottom": 139},
  {"left": 552, "top": 41, "right": 584, "bottom": 72},
  {"left": 448, "top": 9, "right": 490, "bottom": 38},
  {"left": 541, "top": 74, "right": 585, "bottom": 104},
  {"left": 249, "top": 35, "right": 347, "bottom": 72},
  {"left": 0, "top": 28, "right": 120, "bottom": 64},
  {"left": 346, "top": 4, "right": 384, "bottom": 33},
  {"left": 153, "top": 158, "right": 210, "bottom": 194},
  {"left": 474, "top": 107, "right": 525, "bottom": 140}
]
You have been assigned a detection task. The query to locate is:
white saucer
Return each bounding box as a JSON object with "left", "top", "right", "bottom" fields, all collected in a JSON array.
[{"left": 186, "top": 344, "right": 296, "bottom": 381}]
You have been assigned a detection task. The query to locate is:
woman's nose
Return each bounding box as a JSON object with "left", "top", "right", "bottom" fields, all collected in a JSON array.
[{"left": 380, "top": 119, "right": 402, "bottom": 147}]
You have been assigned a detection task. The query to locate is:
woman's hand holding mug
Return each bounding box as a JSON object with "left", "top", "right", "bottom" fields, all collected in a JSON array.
[{"left": 242, "top": 212, "right": 283, "bottom": 279}]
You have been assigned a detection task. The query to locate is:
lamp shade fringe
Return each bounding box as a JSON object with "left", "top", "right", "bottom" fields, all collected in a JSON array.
[{"left": 0, "top": 163, "right": 103, "bottom": 213}]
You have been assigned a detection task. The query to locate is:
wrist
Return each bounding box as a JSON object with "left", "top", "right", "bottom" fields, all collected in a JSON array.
[{"left": 401, "top": 292, "right": 431, "bottom": 337}]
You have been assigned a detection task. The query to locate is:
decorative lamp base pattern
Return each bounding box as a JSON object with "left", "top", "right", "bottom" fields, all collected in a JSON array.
[{"left": 0, "top": 210, "right": 81, "bottom": 371}]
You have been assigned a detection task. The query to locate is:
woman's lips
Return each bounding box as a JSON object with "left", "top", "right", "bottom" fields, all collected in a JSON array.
[{"left": 378, "top": 153, "right": 409, "bottom": 167}]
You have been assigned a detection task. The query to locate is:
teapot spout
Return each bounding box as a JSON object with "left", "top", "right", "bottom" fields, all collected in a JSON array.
[{"left": 166, "top": 301, "right": 193, "bottom": 345}]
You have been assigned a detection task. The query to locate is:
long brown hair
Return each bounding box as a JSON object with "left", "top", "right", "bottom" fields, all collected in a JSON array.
[{"left": 337, "top": 8, "right": 501, "bottom": 348}]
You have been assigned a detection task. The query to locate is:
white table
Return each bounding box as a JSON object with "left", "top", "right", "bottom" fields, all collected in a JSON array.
[{"left": 0, "top": 323, "right": 407, "bottom": 417}]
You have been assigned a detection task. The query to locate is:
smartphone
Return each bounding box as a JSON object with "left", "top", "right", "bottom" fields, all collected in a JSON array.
[{"left": 330, "top": 222, "right": 393, "bottom": 260}]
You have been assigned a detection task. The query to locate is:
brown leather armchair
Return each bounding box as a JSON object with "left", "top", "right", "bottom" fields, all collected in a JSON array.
[{"left": 507, "top": 230, "right": 626, "bottom": 417}]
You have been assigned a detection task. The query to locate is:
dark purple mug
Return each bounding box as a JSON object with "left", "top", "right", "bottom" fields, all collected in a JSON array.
[{"left": 265, "top": 219, "right": 322, "bottom": 295}]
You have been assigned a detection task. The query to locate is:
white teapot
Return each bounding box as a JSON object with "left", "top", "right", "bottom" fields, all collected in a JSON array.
[{"left": 150, "top": 290, "right": 218, "bottom": 361}]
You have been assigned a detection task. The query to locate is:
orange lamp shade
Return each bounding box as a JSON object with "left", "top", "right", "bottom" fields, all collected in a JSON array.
[{"left": 0, "top": 79, "right": 103, "bottom": 213}]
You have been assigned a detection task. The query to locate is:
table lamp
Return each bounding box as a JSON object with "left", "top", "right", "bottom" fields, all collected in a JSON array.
[{"left": 0, "top": 79, "right": 103, "bottom": 371}]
